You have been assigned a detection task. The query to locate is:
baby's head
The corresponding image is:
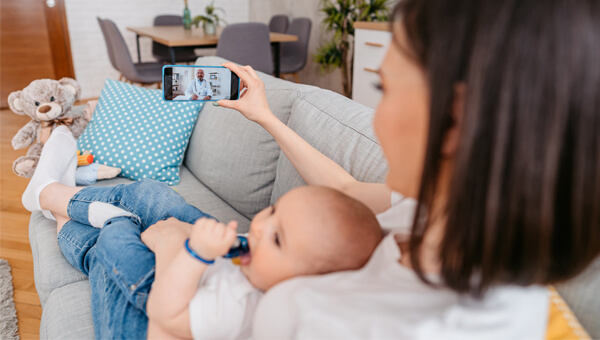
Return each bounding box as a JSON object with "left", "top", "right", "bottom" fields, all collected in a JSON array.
[{"left": 240, "top": 186, "right": 383, "bottom": 291}]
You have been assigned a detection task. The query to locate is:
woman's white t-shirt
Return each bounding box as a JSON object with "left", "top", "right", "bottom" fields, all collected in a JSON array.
[{"left": 252, "top": 192, "right": 549, "bottom": 339}]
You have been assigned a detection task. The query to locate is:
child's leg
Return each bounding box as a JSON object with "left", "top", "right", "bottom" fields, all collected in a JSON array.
[
  {"left": 67, "top": 179, "right": 187, "bottom": 229},
  {"left": 88, "top": 263, "right": 148, "bottom": 339},
  {"left": 94, "top": 216, "right": 156, "bottom": 311},
  {"left": 43, "top": 179, "right": 216, "bottom": 231},
  {"left": 90, "top": 204, "right": 216, "bottom": 305},
  {"left": 57, "top": 218, "right": 149, "bottom": 339},
  {"left": 20, "top": 125, "right": 211, "bottom": 230},
  {"left": 56, "top": 219, "right": 101, "bottom": 276},
  {"left": 162, "top": 203, "right": 215, "bottom": 225},
  {"left": 22, "top": 125, "right": 77, "bottom": 220},
  {"left": 40, "top": 183, "right": 83, "bottom": 222},
  {"left": 57, "top": 215, "right": 155, "bottom": 312}
]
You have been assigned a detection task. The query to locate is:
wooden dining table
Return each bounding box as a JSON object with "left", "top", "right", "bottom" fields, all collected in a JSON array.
[{"left": 126, "top": 26, "right": 298, "bottom": 77}]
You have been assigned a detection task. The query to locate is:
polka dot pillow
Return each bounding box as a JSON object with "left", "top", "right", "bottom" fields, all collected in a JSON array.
[{"left": 77, "top": 79, "right": 203, "bottom": 185}]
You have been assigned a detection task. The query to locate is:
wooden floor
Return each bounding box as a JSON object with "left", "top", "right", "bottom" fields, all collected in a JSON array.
[{"left": 0, "top": 108, "right": 43, "bottom": 339}]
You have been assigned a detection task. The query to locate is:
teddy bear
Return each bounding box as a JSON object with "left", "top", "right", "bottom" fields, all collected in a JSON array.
[
  {"left": 9, "top": 78, "right": 89, "bottom": 178},
  {"left": 8, "top": 78, "right": 121, "bottom": 184}
]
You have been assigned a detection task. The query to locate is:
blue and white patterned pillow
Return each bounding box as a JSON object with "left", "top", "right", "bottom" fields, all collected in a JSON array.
[{"left": 77, "top": 79, "right": 203, "bottom": 185}]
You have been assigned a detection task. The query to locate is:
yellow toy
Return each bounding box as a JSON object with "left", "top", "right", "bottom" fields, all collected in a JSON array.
[{"left": 77, "top": 150, "right": 94, "bottom": 166}]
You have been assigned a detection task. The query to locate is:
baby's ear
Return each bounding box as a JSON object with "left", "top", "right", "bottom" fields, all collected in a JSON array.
[
  {"left": 8, "top": 91, "right": 26, "bottom": 115},
  {"left": 59, "top": 77, "right": 82, "bottom": 101}
]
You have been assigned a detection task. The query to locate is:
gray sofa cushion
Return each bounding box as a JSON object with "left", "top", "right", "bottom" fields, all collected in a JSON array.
[
  {"left": 185, "top": 88, "right": 298, "bottom": 219},
  {"left": 40, "top": 280, "right": 94, "bottom": 339},
  {"left": 270, "top": 89, "right": 389, "bottom": 204},
  {"left": 172, "top": 168, "right": 251, "bottom": 232},
  {"left": 29, "top": 211, "right": 88, "bottom": 306}
]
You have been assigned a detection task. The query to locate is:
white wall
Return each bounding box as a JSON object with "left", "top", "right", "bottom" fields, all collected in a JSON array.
[
  {"left": 65, "top": 0, "right": 249, "bottom": 99},
  {"left": 249, "top": 0, "right": 344, "bottom": 95}
]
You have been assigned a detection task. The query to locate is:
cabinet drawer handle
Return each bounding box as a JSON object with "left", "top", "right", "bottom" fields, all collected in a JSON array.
[
  {"left": 365, "top": 42, "right": 384, "bottom": 47},
  {"left": 363, "top": 68, "right": 378, "bottom": 74}
]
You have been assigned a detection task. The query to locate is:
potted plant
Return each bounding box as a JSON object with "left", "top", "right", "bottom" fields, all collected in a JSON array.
[
  {"left": 314, "top": 0, "right": 390, "bottom": 97},
  {"left": 193, "top": 0, "right": 226, "bottom": 35}
]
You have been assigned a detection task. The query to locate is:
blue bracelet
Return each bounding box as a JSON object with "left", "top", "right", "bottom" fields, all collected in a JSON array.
[{"left": 184, "top": 239, "right": 215, "bottom": 265}]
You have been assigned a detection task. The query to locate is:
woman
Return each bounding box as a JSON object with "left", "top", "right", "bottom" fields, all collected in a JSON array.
[
  {"left": 217, "top": 0, "right": 600, "bottom": 337},
  {"left": 25, "top": 0, "right": 598, "bottom": 337}
]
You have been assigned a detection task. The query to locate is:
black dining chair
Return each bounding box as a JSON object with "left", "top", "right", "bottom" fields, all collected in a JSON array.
[
  {"left": 269, "top": 15, "right": 289, "bottom": 33},
  {"left": 280, "top": 18, "right": 312, "bottom": 83},
  {"left": 152, "top": 15, "right": 198, "bottom": 64},
  {"left": 216, "top": 23, "right": 274, "bottom": 74},
  {"left": 98, "top": 18, "right": 163, "bottom": 86}
]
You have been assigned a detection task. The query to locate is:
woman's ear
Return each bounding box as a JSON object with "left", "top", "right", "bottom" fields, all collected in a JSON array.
[{"left": 442, "top": 83, "right": 466, "bottom": 157}]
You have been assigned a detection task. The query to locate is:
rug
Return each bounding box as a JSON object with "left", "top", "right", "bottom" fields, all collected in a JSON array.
[{"left": 0, "top": 259, "right": 19, "bottom": 340}]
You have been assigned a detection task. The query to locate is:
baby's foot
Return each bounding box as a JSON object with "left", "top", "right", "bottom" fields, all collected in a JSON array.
[
  {"left": 97, "top": 164, "right": 122, "bottom": 180},
  {"left": 22, "top": 126, "right": 77, "bottom": 219},
  {"left": 75, "top": 163, "right": 122, "bottom": 186}
]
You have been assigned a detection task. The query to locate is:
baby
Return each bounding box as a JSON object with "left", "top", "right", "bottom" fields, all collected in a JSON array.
[
  {"left": 20, "top": 126, "right": 383, "bottom": 339},
  {"left": 145, "top": 185, "right": 383, "bottom": 339}
]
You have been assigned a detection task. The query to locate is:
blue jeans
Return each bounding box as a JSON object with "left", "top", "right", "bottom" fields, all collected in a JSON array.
[{"left": 57, "top": 179, "right": 214, "bottom": 339}]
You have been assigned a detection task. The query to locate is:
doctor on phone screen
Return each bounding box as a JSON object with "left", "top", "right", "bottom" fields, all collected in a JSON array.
[{"left": 185, "top": 69, "right": 213, "bottom": 100}]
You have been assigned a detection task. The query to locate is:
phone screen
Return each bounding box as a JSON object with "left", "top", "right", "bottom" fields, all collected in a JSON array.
[{"left": 162, "top": 65, "right": 240, "bottom": 101}]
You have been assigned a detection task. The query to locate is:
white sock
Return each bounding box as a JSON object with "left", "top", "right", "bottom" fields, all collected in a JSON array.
[
  {"left": 22, "top": 126, "right": 77, "bottom": 219},
  {"left": 88, "top": 202, "right": 133, "bottom": 228},
  {"left": 60, "top": 159, "right": 77, "bottom": 187}
]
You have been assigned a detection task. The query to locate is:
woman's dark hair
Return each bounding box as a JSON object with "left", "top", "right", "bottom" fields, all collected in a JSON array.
[{"left": 393, "top": 0, "right": 600, "bottom": 297}]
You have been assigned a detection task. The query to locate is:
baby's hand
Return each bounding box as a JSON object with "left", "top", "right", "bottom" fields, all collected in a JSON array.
[{"left": 188, "top": 218, "right": 238, "bottom": 261}]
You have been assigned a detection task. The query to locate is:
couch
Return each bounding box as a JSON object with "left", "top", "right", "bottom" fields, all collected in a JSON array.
[{"left": 29, "top": 57, "right": 600, "bottom": 339}]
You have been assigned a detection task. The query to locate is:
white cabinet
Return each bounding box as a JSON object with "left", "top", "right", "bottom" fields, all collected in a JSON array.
[{"left": 352, "top": 22, "right": 392, "bottom": 109}]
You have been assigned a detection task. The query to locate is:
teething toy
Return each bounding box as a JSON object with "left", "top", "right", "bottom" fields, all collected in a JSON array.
[{"left": 225, "top": 235, "right": 249, "bottom": 265}]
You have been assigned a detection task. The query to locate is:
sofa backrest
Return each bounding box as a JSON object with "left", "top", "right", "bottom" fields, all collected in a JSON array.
[
  {"left": 185, "top": 56, "right": 387, "bottom": 219},
  {"left": 185, "top": 87, "right": 297, "bottom": 219},
  {"left": 270, "top": 88, "right": 388, "bottom": 204}
]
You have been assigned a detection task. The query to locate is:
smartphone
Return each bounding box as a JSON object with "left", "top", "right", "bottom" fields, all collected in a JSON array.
[{"left": 162, "top": 65, "right": 240, "bottom": 101}]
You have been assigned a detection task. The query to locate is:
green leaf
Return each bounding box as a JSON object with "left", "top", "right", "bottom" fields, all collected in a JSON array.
[
  {"left": 313, "top": 39, "right": 344, "bottom": 73},
  {"left": 316, "top": 0, "right": 390, "bottom": 72}
]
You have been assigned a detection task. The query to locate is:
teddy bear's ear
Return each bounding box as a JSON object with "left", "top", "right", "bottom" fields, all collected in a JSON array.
[
  {"left": 8, "top": 91, "right": 26, "bottom": 115},
  {"left": 59, "top": 78, "right": 82, "bottom": 101}
]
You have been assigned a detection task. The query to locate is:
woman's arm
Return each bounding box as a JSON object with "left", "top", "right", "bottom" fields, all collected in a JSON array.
[
  {"left": 143, "top": 218, "right": 238, "bottom": 339},
  {"left": 260, "top": 117, "right": 392, "bottom": 213},
  {"left": 219, "top": 63, "right": 392, "bottom": 214}
]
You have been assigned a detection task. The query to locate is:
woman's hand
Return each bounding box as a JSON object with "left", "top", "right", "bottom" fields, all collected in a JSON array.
[
  {"left": 218, "top": 63, "right": 277, "bottom": 125},
  {"left": 141, "top": 217, "right": 193, "bottom": 253},
  {"left": 188, "top": 218, "right": 238, "bottom": 261}
]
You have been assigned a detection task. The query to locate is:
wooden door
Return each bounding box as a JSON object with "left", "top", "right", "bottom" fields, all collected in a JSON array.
[{"left": 0, "top": 0, "right": 74, "bottom": 108}]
